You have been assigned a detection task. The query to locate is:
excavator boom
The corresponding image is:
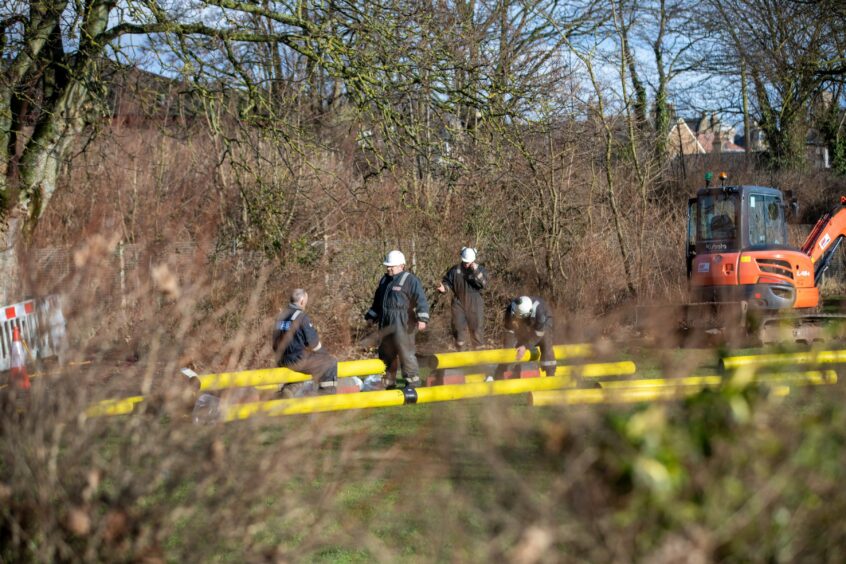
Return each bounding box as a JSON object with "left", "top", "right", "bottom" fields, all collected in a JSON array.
[{"left": 800, "top": 199, "right": 846, "bottom": 285}]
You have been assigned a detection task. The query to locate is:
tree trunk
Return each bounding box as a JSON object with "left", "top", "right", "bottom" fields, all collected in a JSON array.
[
  {"left": 0, "top": 0, "right": 111, "bottom": 301},
  {"left": 0, "top": 215, "right": 22, "bottom": 304},
  {"left": 0, "top": 103, "right": 80, "bottom": 301},
  {"left": 740, "top": 59, "right": 752, "bottom": 159}
]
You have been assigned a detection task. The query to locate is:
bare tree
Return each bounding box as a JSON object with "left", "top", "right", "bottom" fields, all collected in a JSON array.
[
  {"left": 0, "top": 0, "right": 375, "bottom": 300},
  {"left": 704, "top": 0, "right": 846, "bottom": 170}
]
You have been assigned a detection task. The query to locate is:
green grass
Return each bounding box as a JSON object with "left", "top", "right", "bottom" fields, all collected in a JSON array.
[{"left": 7, "top": 343, "right": 846, "bottom": 561}]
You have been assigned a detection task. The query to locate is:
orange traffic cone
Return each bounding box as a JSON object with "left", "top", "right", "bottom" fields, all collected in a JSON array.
[{"left": 10, "top": 325, "right": 31, "bottom": 390}]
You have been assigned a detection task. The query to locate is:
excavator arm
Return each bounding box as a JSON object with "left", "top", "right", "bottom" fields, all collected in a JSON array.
[{"left": 800, "top": 197, "right": 846, "bottom": 286}]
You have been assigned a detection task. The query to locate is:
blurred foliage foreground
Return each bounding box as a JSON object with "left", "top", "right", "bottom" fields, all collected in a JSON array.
[{"left": 2, "top": 370, "right": 846, "bottom": 562}]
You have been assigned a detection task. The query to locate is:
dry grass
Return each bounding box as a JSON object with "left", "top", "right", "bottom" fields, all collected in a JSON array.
[{"left": 4, "top": 120, "right": 846, "bottom": 561}]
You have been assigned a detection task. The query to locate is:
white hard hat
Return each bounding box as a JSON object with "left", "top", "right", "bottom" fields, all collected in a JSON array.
[
  {"left": 514, "top": 296, "right": 533, "bottom": 318},
  {"left": 383, "top": 250, "right": 406, "bottom": 267},
  {"left": 460, "top": 247, "right": 477, "bottom": 263}
]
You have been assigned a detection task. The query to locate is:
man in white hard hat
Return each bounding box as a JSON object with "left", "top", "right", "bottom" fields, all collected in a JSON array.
[
  {"left": 436, "top": 247, "right": 488, "bottom": 350},
  {"left": 491, "top": 295, "right": 556, "bottom": 380},
  {"left": 273, "top": 288, "right": 338, "bottom": 397},
  {"left": 364, "top": 250, "right": 430, "bottom": 389}
]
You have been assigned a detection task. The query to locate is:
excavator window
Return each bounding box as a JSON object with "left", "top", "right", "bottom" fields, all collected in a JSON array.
[
  {"left": 699, "top": 194, "right": 737, "bottom": 241},
  {"left": 748, "top": 194, "right": 786, "bottom": 245},
  {"left": 710, "top": 214, "right": 735, "bottom": 239}
]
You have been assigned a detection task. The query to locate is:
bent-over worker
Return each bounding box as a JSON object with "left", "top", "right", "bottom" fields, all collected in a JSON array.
[{"left": 492, "top": 295, "right": 556, "bottom": 380}]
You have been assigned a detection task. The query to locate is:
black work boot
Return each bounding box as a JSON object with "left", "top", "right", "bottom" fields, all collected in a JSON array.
[
  {"left": 382, "top": 375, "right": 398, "bottom": 390},
  {"left": 405, "top": 375, "right": 423, "bottom": 389}
]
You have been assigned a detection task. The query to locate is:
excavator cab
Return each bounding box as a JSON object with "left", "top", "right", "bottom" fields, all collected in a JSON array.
[
  {"left": 685, "top": 173, "right": 812, "bottom": 331},
  {"left": 680, "top": 174, "right": 846, "bottom": 343},
  {"left": 687, "top": 181, "right": 789, "bottom": 281}
]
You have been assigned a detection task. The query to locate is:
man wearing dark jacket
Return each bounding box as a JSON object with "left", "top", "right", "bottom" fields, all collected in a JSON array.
[
  {"left": 436, "top": 247, "right": 488, "bottom": 350},
  {"left": 273, "top": 289, "right": 338, "bottom": 396},
  {"left": 365, "top": 250, "right": 430, "bottom": 389},
  {"left": 492, "top": 295, "right": 556, "bottom": 380}
]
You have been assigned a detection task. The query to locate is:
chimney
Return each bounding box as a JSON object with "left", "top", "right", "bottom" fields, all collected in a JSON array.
[{"left": 713, "top": 128, "right": 723, "bottom": 153}]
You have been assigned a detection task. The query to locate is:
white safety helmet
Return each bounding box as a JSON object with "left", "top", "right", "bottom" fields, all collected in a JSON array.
[
  {"left": 460, "top": 247, "right": 477, "bottom": 263},
  {"left": 383, "top": 250, "right": 406, "bottom": 267},
  {"left": 514, "top": 296, "right": 533, "bottom": 318}
]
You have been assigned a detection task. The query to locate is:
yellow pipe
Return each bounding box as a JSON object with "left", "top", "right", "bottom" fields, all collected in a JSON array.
[
  {"left": 85, "top": 396, "right": 145, "bottom": 417},
  {"left": 227, "top": 376, "right": 577, "bottom": 421},
  {"left": 564, "top": 361, "right": 637, "bottom": 378},
  {"left": 85, "top": 364, "right": 834, "bottom": 419},
  {"left": 531, "top": 387, "right": 710, "bottom": 406},
  {"left": 427, "top": 343, "right": 592, "bottom": 369},
  {"left": 87, "top": 361, "right": 637, "bottom": 419},
  {"left": 204, "top": 345, "right": 601, "bottom": 393},
  {"left": 748, "top": 369, "right": 838, "bottom": 385},
  {"left": 338, "top": 358, "right": 387, "bottom": 377},
  {"left": 199, "top": 358, "right": 387, "bottom": 391},
  {"left": 415, "top": 375, "right": 572, "bottom": 404},
  {"left": 597, "top": 370, "right": 836, "bottom": 390},
  {"left": 199, "top": 366, "right": 311, "bottom": 391},
  {"left": 416, "top": 362, "right": 638, "bottom": 404},
  {"left": 600, "top": 375, "right": 723, "bottom": 389},
  {"left": 535, "top": 370, "right": 836, "bottom": 406},
  {"left": 226, "top": 361, "right": 636, "bottom": 420},
  {"left": 225, "top": 390, "right": 406, "bottom": 421},
  {"left": 457, "top": 362, "right": 638, "bottom": 384},
  {"left": 721, "top": 349, "right": 846, "bottom": 370},
  {"left": 771, "top": 385, "right": 791, "bottom": 397},
  {"left": 442, "top": 361, "right": 635, "bottom": 384}
]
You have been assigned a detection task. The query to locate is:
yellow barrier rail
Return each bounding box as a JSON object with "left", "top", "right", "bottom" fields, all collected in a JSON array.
[
  {"left": 84, "top": 395, "right": 145, "bottom": 417},
  {"left": 224, "top": 360, "right": 636, "bottom": 421},
  {"left": 84, "top": 341, "right": 846, "bottom": 420},
  {"left": 532, "top": 370, "right": 837, "bottom": 406},
  {"left": 721, "top": 349, "right": 846, "bottom": 370},
  {"left": 425, "top": 343, "right": 592, "bottom": 370},
  {"left": 199, "top": 358, "right": 387, "bottom": 391}
]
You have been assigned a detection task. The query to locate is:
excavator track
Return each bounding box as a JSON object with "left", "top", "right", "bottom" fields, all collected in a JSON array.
[
  {"left": 634, "top": 301, "right": 846, "bottom": 347},
  {"left": 756, "top": 312, "right": 846, "bottom": 345}
]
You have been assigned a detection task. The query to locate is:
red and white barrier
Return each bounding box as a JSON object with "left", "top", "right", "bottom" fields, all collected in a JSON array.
[{"left": 0, "top": 296, "right": 64, "bottom": 373}]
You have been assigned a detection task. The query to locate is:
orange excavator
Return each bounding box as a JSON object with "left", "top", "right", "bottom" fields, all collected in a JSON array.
[{"left": 685, "top": 172, "right": 846, "bottom": 343}]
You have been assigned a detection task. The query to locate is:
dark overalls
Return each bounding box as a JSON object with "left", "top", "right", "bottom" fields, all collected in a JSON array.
[
  {"left": 365, "top": 271, "right": 430, "bottom": 387},
  {"left": 493, "top": 297, "right": 556, "bottom": 379},
  {"left": 441, "top": 262, "right": 488, "bottom": 350},
  {"left": 272, "top": 304, "right": 338, "bottom": 394}
]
